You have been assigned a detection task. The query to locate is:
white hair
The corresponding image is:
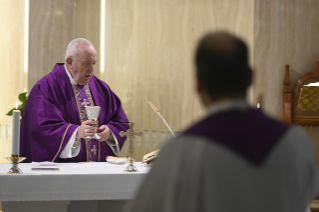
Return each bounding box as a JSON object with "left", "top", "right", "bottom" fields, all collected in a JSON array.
[{"left": 65, "top": 38, "right": 93, "bottom": 61}]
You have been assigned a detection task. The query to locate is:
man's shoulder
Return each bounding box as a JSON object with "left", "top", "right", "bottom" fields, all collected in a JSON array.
[
  {"left": 185, "top": 108, "right": 288, "bottom": 136},
  {"left": 182, "top": 108, "right": 290, "bottom": 165},
  {"left": 91, "top": 75, "right": 109, "bottom": 87},
  {"left": 33, "top": 72, "right": 58, "bottom": 89},
  {"left": 32, "top": 73, "right": 53, "bottom": 89},
  {"left": 158, "top": 135, "right": 198, "bottom": 154},
  {"left": 283, "top": 125, "right": 314, "bottom": 149},
  {"left": 31, "top": 63, "right": 67, "bottom": 93},
  {"left": 89, "top": 75, "right": 113, "bottom": 94},
  {"left": 157, "top": 123, "right": 313, "bottom": 168}
]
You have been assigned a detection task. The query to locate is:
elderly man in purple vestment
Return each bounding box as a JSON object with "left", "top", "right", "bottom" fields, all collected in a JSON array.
[
  {"left": 20, "top": 38, "right": 129, "bottom": 162},
  {"left": 126, "top": 32, "right": 319, "bottom": 212}
]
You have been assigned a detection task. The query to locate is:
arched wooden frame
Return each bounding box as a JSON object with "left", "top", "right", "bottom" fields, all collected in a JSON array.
[{"left": 283, "top": 58, "right": 319, "bottom": 126}]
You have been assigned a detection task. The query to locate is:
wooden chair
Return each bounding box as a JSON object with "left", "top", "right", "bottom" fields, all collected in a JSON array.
[
  {"left": 283, "top": 58, "right": 319, "bottom": 125},
  {"left": 282, "top": 58, "right": 319, "bottom": 211}
]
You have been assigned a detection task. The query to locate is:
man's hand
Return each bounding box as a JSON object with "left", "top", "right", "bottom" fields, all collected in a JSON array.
[
  {"left": 97, "top": 125, "right": 111, "bottom": 142},
  {"left": 76, "top": 120, "right": 97, "bottom": 139}
]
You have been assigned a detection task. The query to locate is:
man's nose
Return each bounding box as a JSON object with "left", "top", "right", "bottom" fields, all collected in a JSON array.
[{"left": 88, "top": 65, "right": 94, "bottom": 73}]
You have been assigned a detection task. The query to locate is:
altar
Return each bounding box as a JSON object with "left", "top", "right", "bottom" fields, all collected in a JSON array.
[{"left": 0, "top": 162, "right": 150, "bottom": 212}]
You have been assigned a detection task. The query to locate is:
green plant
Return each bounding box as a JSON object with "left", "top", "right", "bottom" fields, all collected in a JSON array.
[{"left": 6, "top": 92, "right": 28, "bottom": 119}]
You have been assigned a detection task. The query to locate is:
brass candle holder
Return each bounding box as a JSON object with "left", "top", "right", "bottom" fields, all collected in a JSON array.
[{"left": 4, "top": 155, "right": 26, "bottom": 174}]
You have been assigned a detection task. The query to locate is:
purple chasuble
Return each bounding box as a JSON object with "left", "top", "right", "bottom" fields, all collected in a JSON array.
[
  {"left": 73, "top": 84, "right": 99, "bottom": 162},
  {"left": 184, "top": 108, "right": 289, "bottom": 165},
  {"left": 20, "top": 63, "right": 129, "bottom": 162}
]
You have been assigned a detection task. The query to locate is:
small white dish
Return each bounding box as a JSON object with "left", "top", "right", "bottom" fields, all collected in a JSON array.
[{"left": 107, "top": 156, "right": 129, "bottom": 165}]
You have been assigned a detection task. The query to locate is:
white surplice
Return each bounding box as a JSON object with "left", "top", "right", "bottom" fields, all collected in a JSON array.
[{"left": 126, "top": 100, "right": 319, "bottom": 212}]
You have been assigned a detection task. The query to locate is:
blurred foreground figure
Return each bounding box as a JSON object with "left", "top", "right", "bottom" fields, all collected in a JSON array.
[{"left": 126, "top": 32, "right": 319, "bottom": 212}]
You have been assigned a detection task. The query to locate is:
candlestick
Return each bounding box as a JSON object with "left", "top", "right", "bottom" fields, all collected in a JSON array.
[
  {"left": 4, "top": 100, "right": 25, "bottom": 174},
  {"left": 12, "top": 100, "right": 20, "bottom": 155},
  {"left": 4, "top": 155, "right": 26, "bottom": 174}
]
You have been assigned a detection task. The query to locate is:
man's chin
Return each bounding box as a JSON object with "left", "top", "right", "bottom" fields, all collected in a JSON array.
[{"left": 77, "top": 79, "right": 91, "bottom": 85}]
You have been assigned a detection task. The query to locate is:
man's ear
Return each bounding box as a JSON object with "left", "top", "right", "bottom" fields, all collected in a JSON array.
[
  {"left": 196, "top": 73, "right": 204, "bottom": 94},
  {"left": 248, "top": 68, "right": 253, "bottom": 87},
  {"left": 66, "top": 57, "right": 73, "bottom": 69},
  {"left": 196, "top": 72, "right": 213, "bottom": 108}
]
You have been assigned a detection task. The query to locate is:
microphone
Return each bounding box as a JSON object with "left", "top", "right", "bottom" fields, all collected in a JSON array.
[{"left": 148, "top": 101, "right": 176, "bottom": 137}]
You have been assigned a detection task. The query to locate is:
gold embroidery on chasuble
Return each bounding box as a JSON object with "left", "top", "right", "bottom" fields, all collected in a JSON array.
[
  {"left": 52, "top": 124, "right": 72, "bottom": 162},
  {"left": 72, "top": 84, "right": 101, "bottom": 162}
]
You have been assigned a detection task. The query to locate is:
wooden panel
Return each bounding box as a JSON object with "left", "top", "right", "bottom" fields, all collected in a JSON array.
[
  {"left": 97, "top": 0, "right": 254, "bottom": 160},
  {"left": 254, "top": 0, "right": 319, "bottom": 119},
  {"left": 101, "top": 0, "right": 254, "bottom": 130},
  {"left": 283, "top": 65, "right": 292, "bottom": 124},
  {"left": 28, "top": 0, "right": 77, "bottom": 91},
  {"left": 0, "top": 0, "right": 27, "bottom": 163},
  {"left": 75, "top": 0, "right": 101, "bottom": 78}
]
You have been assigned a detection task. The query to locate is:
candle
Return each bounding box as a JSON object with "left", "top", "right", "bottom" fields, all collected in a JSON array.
[{"left": 12, "top": 100, "right": 20, "bottom": 155}]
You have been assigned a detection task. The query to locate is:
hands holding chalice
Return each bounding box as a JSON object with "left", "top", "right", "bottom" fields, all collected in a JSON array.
[
  {"left": 76, "top": 120, "right": 111, "bottom": 142},
  {"left": 75, "top": 106, "right": 112, "bottom": 142}
]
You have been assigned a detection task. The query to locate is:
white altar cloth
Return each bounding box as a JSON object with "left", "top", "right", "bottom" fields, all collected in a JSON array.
[{"left": 0, "top": 162, "right": 150, "bottom": 202}]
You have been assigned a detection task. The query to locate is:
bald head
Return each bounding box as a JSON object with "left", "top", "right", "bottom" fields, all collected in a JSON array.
[
  {"left": 65, "top": 38, "right": 94, "bottom": 61},
  {"left": 195, "top": 32, "right": 251, "bottom": 101},
  {"left": 65, "top": 38, "right": 97, "bottom": 85}
]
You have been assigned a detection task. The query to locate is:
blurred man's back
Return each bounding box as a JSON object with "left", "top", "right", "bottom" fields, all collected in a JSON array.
[{"left": 125, "top": 32, "right": 319, "bottom": 212}]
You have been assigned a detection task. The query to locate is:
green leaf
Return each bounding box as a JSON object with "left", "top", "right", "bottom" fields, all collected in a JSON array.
[
  {"left": 6, "top": 91, "right": 28, "bottom": 118},
  {"left": 19, "top": 92, "right": 27, "bottom": 103},
  {"left": 17, "top": 104, "right": 24, "bottom": 110},
  {"left": 6, "top": 108, "right": 14, "bottom": 116}
]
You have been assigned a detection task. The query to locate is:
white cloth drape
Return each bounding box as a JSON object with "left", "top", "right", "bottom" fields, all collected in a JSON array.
[{"left": 0, "top": 163, "right": 149, "bottom": 201}]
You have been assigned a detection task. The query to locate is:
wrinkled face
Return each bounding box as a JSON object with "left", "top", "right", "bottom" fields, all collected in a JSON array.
[{"left": 66, "top": 44, "right": 97, "bottom": 85}]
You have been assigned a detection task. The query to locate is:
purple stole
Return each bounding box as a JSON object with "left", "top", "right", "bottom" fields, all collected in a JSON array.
[
  {"left": 72, "top": 84, "right": 100, "bottom": 162},
  {"left": 184, "top": 108, "right": 289, "bottom": 165}
]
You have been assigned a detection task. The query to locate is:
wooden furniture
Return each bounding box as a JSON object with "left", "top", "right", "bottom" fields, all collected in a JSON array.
[
  {"left": 283, "top": 58, "right": 319, "bottom": 125},
  {"left": 310, "top": 200, "right": 319, "bottom": 211},
  {"left": 282, "top": 58, "right": 319, "bottom": 212}
]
